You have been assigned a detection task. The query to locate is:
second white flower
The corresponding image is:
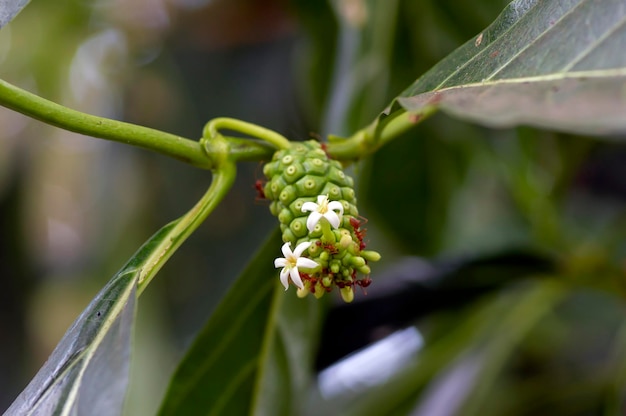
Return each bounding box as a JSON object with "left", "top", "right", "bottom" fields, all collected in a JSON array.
[{"left": 301, "top": 194, "right": 344, "bottom": 233}]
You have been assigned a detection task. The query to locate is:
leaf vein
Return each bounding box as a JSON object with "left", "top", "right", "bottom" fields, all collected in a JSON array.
[
  {"left": 486, "top": 0, "right": 587, "bottom": 81},
  {"left": 562, "top": 13, "right": 626, "bottom": 72}
]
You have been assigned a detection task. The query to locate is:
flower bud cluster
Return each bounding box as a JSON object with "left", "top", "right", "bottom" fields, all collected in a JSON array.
[{"left": 263, "top": 140, "right": 380, "bottom": 302}]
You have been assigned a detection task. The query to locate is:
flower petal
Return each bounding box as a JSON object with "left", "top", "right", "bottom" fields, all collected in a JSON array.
[
  {"left": 289, "top": 267, "right": 304, "bottom": 289},
  {"left": 301, "top": 201, "right": 318, "bottom": 213},
  {"left": 280, "top": 242, "right": 292, "bottom": 258},
  {"left": 296, "top": 257, "right": 319, "bottom": 270},
  {"left": 324, "top": 211, "right": 341, "bottom": 229},
  {"left": 306, "top": 211, "right": 323, "bottom": 232},
  {"left": 293, "top": 241, "right": 312, "bottom": 257},
  {"left": 279, "top": 268, "right": 290, "bottom": 290},
  {"left": 274, "top": 258, "right": 287, "bottom": 268},
  {"left": 328, "top": 200, "right": 344, "bottom": 215},
  {"left": 317, "top": 195, "right": 328, "bottom": 205}
]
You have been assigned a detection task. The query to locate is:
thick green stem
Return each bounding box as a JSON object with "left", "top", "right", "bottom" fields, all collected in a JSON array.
[
  {"left": 0, "top": 78, "right": 215, "bottom": 169},
  {"left": 0, "top": 75, "right": 429, "bottom": 167},
  {"left": 326, "top": 108, "right": 436, "bottom": 160},
  {"left": 0, "top": 78, "right": 283, "bottom": 167},
  {"left": 136, "top": 160, "right": 236, "bottom": 295}
]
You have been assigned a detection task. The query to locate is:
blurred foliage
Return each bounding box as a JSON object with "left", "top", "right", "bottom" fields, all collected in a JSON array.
[{"left": 1, "top": 0, "right": 625, "bottom": 415}]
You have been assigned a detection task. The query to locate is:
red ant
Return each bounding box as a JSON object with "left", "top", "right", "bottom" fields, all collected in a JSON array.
[
  {"left": 354, "top": 277, "right": 372, "bottom": 295},
  {"left": 356, "top": 278, "right": 372, "bottom": 288},
  {"left": 254, "top": 179, "right": 266, "bottom": 200},
  {"left": 349, "top": 216, "right": 368, "bottom": 250},
  {"left": 315, "top": 240, "right": 339, "bottom": 254},
  {"left": 323, "top": 242, "right": 338, "bottom": 254},
  {"left": 349, "top": 216, "right": 368, "bottom": 230},
  {"left": 335, "top": 276, "right": 372, "bottom": 295},
  {"left": 320, "top": 142, "right": 329, "bottom": 156},
  {"left": 299, "top": 273, "right": 317, "bottom": 293},
  {"left": 253, "top": 161, "right": 268, "bottom": 202}
]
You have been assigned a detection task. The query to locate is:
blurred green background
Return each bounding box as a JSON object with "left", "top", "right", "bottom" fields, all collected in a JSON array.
[{"left": 1, "top": 0, "right": 625, "bottom": 414}]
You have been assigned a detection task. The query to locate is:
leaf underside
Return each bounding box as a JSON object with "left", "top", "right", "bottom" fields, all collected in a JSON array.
[
  {"left": 390, "top": 0, "right": 626, "bottom": 136},
  {"left": 4, "top": 270, "right": 137, "bottom": 416},
  {"left": 0, "top": 0, "right": 30, "bottom": 29},
  {"left": 4, "top": 220, "right": 187, "bottom": 416}
]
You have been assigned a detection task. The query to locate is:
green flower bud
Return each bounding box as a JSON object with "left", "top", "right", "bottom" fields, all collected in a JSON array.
[
  {"left": 358, "top": 265, "right": 371, "bottom": 275},
  {"left": 340, "top": 234, "right": 353, "bottom": 248},
  {"left": 350, "top": 256, "right": 366, "bottom": 268},
  {"left": 313, "top": 285, "right": 326, "bottom": 299},
  {"left": 361, "top": 250, "right": 381, "bottom": 262},
  {"left": 322, "top": 276, "right": 333, "bottom": 287},
  {"left": 297, "top": 281, "right": 312, "bottom": 298},
  {"left": 340, "top": 286, "right": 354, "bottom": 303}
]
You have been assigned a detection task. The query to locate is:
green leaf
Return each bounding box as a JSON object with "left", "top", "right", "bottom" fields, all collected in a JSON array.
[
  {"left": 5, "top": 270, "right": 136, "bottom": 416},
  {"left": 390, "top": 0, "right": 626, "bottom": 136},
  {"left": 158, "top": 228, "right": 323, "bottom": 416},
  {"left": 3, "top": 220, "right": 184, "bottom": 416},
  {"left": 2, "top": 162, "right": 236, "bottom": 415},
  {"left": 0, "top": 0, "right": 30, "bottom": 28}
]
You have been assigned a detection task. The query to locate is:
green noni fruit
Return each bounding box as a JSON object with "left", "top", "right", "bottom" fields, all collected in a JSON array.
[{"left": 263, "top": 140, "right": 380, "bottom": 303}]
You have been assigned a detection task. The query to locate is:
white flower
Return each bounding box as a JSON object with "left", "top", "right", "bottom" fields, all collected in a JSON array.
[
  {"left": 274, "top": 242, "right": 318, "bottom": 290},
  {"left": 301, "top": 194, "right": 344, "bottom": 233}
]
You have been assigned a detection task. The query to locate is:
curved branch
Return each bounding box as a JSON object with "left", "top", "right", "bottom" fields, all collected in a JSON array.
[
  {"left": 203, "top": 118, "right": 291, "bottom": 150},
  {"left": 0, "top": 78, "right": 213, "bottom": 169}
]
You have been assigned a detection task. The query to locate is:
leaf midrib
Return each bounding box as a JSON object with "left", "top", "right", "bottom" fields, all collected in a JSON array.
[{"left": 403, "top": 67, "right": 626, "bottom": 98}]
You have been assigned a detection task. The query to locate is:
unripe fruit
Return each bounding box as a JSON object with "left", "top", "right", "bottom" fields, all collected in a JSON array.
[{"left": 264, "top": 141, "right": 380, "bottom": 302}]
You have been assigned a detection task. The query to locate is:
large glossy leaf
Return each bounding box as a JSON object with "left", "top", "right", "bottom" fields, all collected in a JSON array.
[
  {"left": 0, "top": 0, "right": 30, "bottom": 28},
  {"left": 389, "top": 0, "right": 626, "bottom": 136},
  {"left": 5, "top": 271, "right": 136, "bottom": 416},
  {"left": 3, "top": 220, "right": 186, "bottom": 416},
  {"left": 158, "top": 228, "right": 323, "bottom": 416}
]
